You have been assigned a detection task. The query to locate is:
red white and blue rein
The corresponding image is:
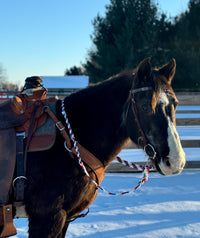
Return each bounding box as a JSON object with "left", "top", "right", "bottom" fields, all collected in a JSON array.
[{"left": 61, "top": 100, "right": 154, "bottom": 195}]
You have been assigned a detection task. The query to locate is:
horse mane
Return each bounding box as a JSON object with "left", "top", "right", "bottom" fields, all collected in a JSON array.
[
  {"left": 64, "top": 66, "right": 173, "bottom": 117},
  {"left": 61, "top": 70, "right": 135, "bottom": 163},
  {"left": 65, "top": 70, "right": 134, "bottom": 108}
]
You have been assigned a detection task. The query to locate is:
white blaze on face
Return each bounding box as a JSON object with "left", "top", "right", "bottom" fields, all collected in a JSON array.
[
  {"left": 159, "top": 119, "right": 186, "bottom": 175},
  {"left": 158, "top": 91, "right": 169, "bottom": 105},
  {"left": 158, "top": 91, "right": 186, "bottom": 175}
]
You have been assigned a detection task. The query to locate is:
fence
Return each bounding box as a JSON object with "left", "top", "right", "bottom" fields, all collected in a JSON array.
[
  {"left": 0, "top": 89, "right": 80, "bottom": 100},
  {"left": 0, "top": 91, "right": 18, "bottom": 100},
  {"left": 106, "top": 92, "right": 200, "bottom": 172},
  {"left": 1, "top": 91, "right": 200, "bottom": 171}
]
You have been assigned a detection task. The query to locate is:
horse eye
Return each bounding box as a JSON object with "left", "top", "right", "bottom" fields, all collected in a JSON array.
[{"left": 141, "top": 104, "right": 149, "bottom": 112}]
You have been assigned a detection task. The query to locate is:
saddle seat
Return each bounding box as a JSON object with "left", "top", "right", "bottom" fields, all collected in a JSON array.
[
  {"left": 0, "top": 91, "right": 47, "bottom": 129},
  {"left": 0, "top": 92, "right": 57, "bottom": 237}
]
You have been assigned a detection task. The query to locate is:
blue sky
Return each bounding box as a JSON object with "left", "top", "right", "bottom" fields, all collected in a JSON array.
[{"left": 0, "top": 0, "right": 189, "bottom": 86}]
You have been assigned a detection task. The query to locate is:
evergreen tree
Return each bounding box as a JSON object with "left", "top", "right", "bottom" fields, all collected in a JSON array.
[
  {"left": 64, "top": 0, "right": 200, "bottom": 90},
  {"left": 84, "top": 0, "right": 171, "bottom": 83},
  {"left": 65, "top": 66, "right": 85, "bottom": 76},
  {"left": 171, "top": 0, "right": 200, "bottom": 90}
]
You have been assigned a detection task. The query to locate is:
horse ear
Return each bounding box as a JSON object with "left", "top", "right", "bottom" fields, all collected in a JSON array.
[
  {"left": 136, "top": 57, "right": 151, "bottom": 83},
  {"left": 159, "top": 58, "right": 176, "bottom": 83}
]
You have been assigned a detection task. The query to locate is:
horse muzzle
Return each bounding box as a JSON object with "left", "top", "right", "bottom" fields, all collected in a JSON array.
[
  {"left": 146, "top": 119, "right": 186, "bottom": 176},
  {"left": 153, "top": 155, "right": 185, "bottom": 175}
]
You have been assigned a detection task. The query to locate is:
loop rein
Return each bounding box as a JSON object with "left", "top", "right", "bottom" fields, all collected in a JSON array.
[{"left": 61, "top": 100, "right": 152, "bottom": 196}]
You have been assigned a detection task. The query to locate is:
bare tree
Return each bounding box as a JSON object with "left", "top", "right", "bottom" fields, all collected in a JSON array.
[{"left": 0, "top": 64, "right": 7, "bottom": 89}]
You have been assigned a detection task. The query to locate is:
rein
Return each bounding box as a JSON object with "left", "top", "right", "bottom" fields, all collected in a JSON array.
[{"left": 61, "top": 99, "right": 155, "bottom": 196}]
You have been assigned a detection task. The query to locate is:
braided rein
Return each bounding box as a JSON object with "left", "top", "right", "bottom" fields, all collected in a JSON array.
[{"left": 61, "top": 100, "right": 154, "bottom": 196}]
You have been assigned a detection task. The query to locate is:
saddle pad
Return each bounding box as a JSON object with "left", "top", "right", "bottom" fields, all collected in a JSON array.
[{"left": 28, "top": 99, "right": 57, "bottom": 152}]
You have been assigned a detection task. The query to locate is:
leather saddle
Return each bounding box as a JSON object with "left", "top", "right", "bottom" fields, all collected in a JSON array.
[{"left": 0, "top": 94, "right": 57, "bottom": 237}]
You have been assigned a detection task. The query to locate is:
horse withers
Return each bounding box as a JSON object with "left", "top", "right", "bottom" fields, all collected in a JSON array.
[{"left": 1, "top": 58, "right": 185, "bottom": 237}]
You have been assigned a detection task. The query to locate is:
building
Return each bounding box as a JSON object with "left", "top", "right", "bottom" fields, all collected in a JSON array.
[{"left": 42, "top": 75, "right": 89, "bottom": 96}]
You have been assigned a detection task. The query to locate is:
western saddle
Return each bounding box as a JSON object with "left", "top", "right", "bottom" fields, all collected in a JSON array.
[
  {"left": 0, "top": 80, "right": 105, "bottom": 237},
  {"left": 0, "top": 90, "right": 57, "bottom": 237}
]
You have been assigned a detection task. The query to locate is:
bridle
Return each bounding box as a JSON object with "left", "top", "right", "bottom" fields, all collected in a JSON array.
[
  {"left": 127, "top": 86, "right": 157, "bottom": 160},
  {"left": 60, "top": 100, "right": 153, "bottom": 196}
]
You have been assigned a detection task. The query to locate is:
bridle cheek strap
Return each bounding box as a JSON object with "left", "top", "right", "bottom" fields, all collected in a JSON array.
[
  {"left": 130, "top": 87, "right": 156, "bottom": 159},
  {"left": 131, "top": 98, "right": 148, "bottom": 147}
]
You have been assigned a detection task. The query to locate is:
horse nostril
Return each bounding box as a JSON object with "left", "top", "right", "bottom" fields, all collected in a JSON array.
[
  {"left": 180, "top": 161, "right": 185, "bottom": 169},
  {"left": 165, "top": 158, "right": 171, "bottom": 167}
]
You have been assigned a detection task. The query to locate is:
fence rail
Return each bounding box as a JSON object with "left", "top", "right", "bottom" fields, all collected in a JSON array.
[
  {"left": 0, "top": 91, "right": 18, "bottom": 100},
  {"left": 106, "top": 108, "right": 200, "bottom": 172},
  {"left": 1, "top": 91, "right": 200, "bottom": 171}
]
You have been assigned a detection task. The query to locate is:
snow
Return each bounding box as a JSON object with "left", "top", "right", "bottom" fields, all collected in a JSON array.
[
  {"left": 12, "top": 104, "right": 200, "bottom": 237},
  {"left": 42, "top": 75, "right": 89, "bottom": 89},
  {"left": 118, "top": 148, "right": 200, "bottom": 162},
  {"left": 13, "top": 169, "right": 200, "bottom": 238},
  {"left": 177, "top": 106, "right": 200, "bottom": 111},
  {"left": 176, "top": 113, "right": 200, "bottom": 118},
  {"left": 177, "top": 126, "right": 200, "bottom": 140}
]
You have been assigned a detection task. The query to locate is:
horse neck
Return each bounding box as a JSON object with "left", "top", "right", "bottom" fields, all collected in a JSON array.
[{"left": 63, "top": 76, "right": 132, "bottom": 167}]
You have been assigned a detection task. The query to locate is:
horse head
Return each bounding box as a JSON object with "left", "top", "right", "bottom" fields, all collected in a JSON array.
[{"left": 125, "top": 58, "right": 185, "bottom": 175}]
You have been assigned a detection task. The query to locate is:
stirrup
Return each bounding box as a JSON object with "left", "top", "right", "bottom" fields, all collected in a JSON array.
[{"left": 0, "top": 205, "right": 17, "bottom": 237}]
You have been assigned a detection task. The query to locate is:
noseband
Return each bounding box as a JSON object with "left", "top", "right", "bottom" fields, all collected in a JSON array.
[{"left": 128, "top": 86, "right": 156, "bottom": 159}]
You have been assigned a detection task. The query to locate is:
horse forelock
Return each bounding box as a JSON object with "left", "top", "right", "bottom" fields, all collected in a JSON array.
[{"left": 151, "top": 70, "right": 176, "bottom": 112}]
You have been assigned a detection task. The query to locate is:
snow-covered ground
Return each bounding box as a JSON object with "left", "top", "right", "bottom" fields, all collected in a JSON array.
[
  {"left": 12, "top": 105, "right": 200, "bottom": 237},
  {"left": 117, "top": 148, "right": 200, "bottom": 162},
  {"left": 13, "top": 169, "right": 200, "bottom": 238},
  {"left": 177, "top": 105, "right": 200, "bottom": 111},
  {"left": 176, "top": 113, "right": 200, "bottom": 119}
]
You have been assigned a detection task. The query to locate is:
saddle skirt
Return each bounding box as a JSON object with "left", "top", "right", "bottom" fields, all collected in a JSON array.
[
  {"left": 15, "top": 97, "right": 57, "bottom": 152},
  {"left": 0, "top": 96, "right": 57, "bottom": 151},
  {"left": 0, "top": 96, "right": 57, "bottom": 205},
  {"left": 0, "top": 91, "right": 58, "bottom": 237}
]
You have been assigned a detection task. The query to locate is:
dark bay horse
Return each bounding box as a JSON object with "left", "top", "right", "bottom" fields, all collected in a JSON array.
[{"left": 16, "top": 58, "right": 185, "bottom": 237}]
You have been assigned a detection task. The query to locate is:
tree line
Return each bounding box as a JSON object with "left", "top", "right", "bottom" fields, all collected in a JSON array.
[
  {"left": 66, "top": 0, "right": 200, "bottom": 91},
  {"left": 0, "top": 64, "right": 20, "bottom": 91}
]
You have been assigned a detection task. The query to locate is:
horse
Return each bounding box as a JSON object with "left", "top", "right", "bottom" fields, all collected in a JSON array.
[{"left": 14, "top": 58, "right": 185, "bottom": 237}]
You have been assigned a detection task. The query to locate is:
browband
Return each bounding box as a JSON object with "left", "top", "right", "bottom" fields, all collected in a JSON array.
[{"left": 131, "top": 87, "right": 152, "bottom": 94}]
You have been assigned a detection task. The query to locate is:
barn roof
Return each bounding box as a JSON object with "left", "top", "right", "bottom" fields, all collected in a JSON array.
[{"left": 42, "top": 75, "right": 89, "bottom": 89}]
